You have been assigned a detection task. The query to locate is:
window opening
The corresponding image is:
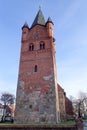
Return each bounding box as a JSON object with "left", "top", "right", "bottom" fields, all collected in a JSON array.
[
  {"left": 42, "top": 43, "right": 45, "bottom": 49},
  {"left": 40, "top": 42, "right": 45, "bottom": 50},
  {"left": 35, "top": 65, "right": 37, "bottom": 72},
  {"left": 29, "top": 105, "right": 32, "bottom": 109},
  {"left": 29, "top": 43, "right": 34, "bottom": 51}
]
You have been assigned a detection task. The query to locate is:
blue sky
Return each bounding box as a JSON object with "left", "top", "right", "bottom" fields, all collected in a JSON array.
[{"left": 0, "top": 0, "right": 87, "bottom": 98}]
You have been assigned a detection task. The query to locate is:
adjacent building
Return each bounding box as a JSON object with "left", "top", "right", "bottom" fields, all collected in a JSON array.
[
  {"left": 58, "top": 84, "right": 66, "bottom": 121},
  {"left": 65, "top": 97, "right": 73, "bottom": 120},
  {"left": 58, "top": 84, "right": 73, "bottom": 121}
]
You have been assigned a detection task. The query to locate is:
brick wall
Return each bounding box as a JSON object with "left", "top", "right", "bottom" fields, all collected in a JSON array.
[{"left": 15, "top": 21, "right": 59, "bottom": 123}]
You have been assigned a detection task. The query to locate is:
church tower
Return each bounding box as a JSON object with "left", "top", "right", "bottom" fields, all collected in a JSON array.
[{"left": 15, "top": 9, "right": 60, "bottom": 124}]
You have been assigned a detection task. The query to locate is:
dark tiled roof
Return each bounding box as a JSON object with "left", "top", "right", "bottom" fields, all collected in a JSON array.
[
  {"left": 47, "top": 17, "right": 52, "bottom": 22},
  {"left": 46, "top": 17, "right": 54, "bottom": 24},
  {"left": 22, "top": 22, "right": 29, "bottom": 30},
  {"left": 31, "top": 9, "right": 45, "bottom": 28}
]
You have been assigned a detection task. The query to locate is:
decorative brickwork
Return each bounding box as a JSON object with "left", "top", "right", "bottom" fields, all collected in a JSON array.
[{"left": 14, "top": 9, "right": 60, "bottom": 124}]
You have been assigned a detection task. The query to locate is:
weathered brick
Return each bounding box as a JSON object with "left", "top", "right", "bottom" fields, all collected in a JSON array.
[{"left": 14, "top": 11, "right": 60, "bottom": 124}]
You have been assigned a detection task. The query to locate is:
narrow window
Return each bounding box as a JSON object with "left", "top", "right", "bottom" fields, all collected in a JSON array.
[
  {"left": 29, "top": 43, "right": 34, "bottom": 51},
  {"left": 35, "top": 65, "right": 37, "bottom": 72},
  {"left": 43, "top": 43, "right": 45, "bottom": 49},
  {"left": 29, "top": 46, "right": 31, "bottom": 51},
  {"left": 32, "top": 44, "right": 34, "bottom": 51},
  {"left": 40, "top": 44, "right": 42, "bottom": 50},
  {"left": 40, "top": 42, "right": 45, "bottom": 50}
]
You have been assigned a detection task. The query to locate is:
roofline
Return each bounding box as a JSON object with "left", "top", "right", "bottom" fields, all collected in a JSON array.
[
  {"left": 46, "top": 20, "right": 54, "bottom": 25},
  {"left": 30, "top": 24, "right": 46, "bottom": 30}
]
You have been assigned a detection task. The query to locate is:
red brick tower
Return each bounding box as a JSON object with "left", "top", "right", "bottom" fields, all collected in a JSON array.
[{"left": 15, "top": 9, "right": 60, "bottom": 124}]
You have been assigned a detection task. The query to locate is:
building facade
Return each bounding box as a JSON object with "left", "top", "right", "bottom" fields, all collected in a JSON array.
[
  {"left": 15, "top": 9, "right": 60, "bottom": 124},
  {"left": 58, "top": 84, "right": 73, "bottom": 121},
  {"left": 58, "top": 84, "right": 66, "bottom": 121},
  {"left": 65, "top": 97, "right": 73, "bottom": 120}
]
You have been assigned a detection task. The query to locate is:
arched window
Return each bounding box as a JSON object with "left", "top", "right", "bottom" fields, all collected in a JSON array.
[
  {"left": 29, "top": 43, "right": 34, "bottom": 51},
  {"left": 34, "top": 65, "right": 37, "bottom": 72},
  {"left": 40, "top": 41, "right": 45, "bottom": 50}
]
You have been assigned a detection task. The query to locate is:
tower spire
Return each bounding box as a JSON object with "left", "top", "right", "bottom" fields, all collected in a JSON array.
[
  {"left": 39, "top": 5, "right": 41, "bottom": 10},
  {"left": 31, "top": 8, "right": 45, "bottom": 28},
  {"left": 22, "top": 21, "right": 29, "bottom": 30}
]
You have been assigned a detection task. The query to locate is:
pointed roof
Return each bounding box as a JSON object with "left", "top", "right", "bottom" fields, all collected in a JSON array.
[
  {"left": 31, "top": 9, "right": 45, "bottom": 28},
  {"left": 46, "top": 17, "right": 54, "bottom": 25},
  {"left": 47, "top": 17, "right": 52, "bottom": 22},
  {"left": 22, "top": 22, "right": 29, "bottom": 30}
]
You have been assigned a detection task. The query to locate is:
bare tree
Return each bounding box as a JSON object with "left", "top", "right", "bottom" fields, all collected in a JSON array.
[
  {"left": 72, "top": 91, "right": 87, "bottom": 118},
  {"left": 0, "top": 92, "right": 15, "bottom": 121},
  {"left": 0, "top": 92, "right": 15, "bottom": 106},
  {"left": 78, "top": 91, "right": 87, "bottom": 118}
]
